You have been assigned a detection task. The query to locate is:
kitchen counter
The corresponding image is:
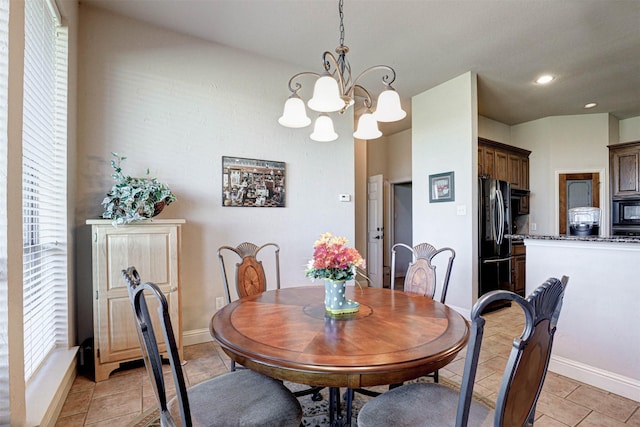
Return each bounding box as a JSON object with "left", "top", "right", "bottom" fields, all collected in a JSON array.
[
  {"left": 514, "top": 235, "right": 640, "bottom": 402},
  {"left": 506, "top": 234, "right": 640, "bottom": 244}
]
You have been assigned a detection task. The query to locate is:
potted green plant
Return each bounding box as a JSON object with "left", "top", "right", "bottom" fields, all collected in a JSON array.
[{"left": 101, "top": 153, "right": 176, "bottom": 226}]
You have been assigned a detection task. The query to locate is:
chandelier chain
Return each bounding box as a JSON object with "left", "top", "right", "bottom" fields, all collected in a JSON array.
[{"left": 338, "top": 0, "right": 345, "bottom": 47}]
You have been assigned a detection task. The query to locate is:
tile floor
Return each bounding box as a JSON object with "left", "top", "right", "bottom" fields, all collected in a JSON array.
[{"left": 55, "top": 305, "right": 640, "bottom": 426}]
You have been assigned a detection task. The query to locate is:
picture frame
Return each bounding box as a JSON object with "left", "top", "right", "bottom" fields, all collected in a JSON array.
[
  {"left": 429, "top": 171, "right": 455, "bottom": 203},
  {"left": 222, "top": 156, "right": 286, "bottom": 207}
]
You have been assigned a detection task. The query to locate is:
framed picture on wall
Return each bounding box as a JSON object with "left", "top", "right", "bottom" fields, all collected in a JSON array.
[
  {"left": 429, "top": 171, "right": 455, "bottom": 203},
  {"left": 222, "top": 156, "right": 286, "bottom": 207}
]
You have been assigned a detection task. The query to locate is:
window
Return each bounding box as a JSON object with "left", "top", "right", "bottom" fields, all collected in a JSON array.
[
  {"left": 22, "top": 0, "right": 68, "bottom": 381},
  {"left": 0, "top": 0, "right": 9, "bottom": 421}
]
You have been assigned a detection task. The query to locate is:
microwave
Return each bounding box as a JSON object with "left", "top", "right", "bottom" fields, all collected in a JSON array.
[{"left": 612, "top": 199, "right": 640, "bottom": 235}]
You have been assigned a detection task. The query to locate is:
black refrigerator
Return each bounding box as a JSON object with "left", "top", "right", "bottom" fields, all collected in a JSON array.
[{"left": 478, "top": 178, "right": 512, "bottom": 306}]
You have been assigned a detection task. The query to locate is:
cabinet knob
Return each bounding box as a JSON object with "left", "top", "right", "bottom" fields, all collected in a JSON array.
[{"left": 170, "top": 287, "right": 178, "bottom": 293}]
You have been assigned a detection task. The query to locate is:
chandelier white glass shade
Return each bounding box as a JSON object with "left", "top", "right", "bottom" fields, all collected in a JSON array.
[
  {"left": 278, "top": 0, "right": 406, "bottom": 141},
  {"left": 310, "top": 113, "right": 339, "bottom": 142}
]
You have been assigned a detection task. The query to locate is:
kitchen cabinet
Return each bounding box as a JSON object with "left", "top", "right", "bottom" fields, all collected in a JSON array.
[
  {"left": 478, "top": 138, "right": 531, "bottom": 190},
  {"left": 87, "top": 219, "right": 185, "bottom": 381},
  {"left": 609, "top": 141, "right": 640, "bottom": 198},
  {"left": 511, "top": 243, "right": 526, "bottom": 296}
]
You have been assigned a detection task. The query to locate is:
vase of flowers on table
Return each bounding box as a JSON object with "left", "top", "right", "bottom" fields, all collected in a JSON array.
[{"left": 305, "top": 232, "right": 365, "bottom": 315}]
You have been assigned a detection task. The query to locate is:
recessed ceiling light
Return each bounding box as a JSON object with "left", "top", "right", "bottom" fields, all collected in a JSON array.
[
  {"left": 535, "top": 75, "right": 554, "bottom": 84},
  {"left": 584, "top": 103, "right": 597, "bottom": 109}
]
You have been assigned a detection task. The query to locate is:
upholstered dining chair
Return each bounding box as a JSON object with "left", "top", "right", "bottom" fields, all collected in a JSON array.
[
  {"left": 122, "top": 266, "right": 302, "bottom": 427},
  {"left": 357, "top": 275, "right": 569, "bottom": 427}
]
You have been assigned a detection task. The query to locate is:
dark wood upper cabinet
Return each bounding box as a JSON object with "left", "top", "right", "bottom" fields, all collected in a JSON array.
[
  {"left": 478, "top": 138, "right": 531, "bottom": 190},
  {"left": 609, "top": 141, "right": 640, "bottom": 198}
]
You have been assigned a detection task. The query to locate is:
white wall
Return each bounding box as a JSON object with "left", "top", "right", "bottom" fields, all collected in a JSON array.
[
  {"left": 620, "top": 116, "right": 640, "bottom": 143},
  {"left": 75, "top": 6, "right": 356, "bottom": 343},
  {"left": 412, "top": 72, "right": 478, "bottom": 313},
  {"left": 511, "top": 114, "right": 614, "bottom": 235},
  {"left": 385, "top": 129, "right": 411, "bottom": 183},
  {"left": 478, "top": 115, "right": 511, "bottom": 144}
]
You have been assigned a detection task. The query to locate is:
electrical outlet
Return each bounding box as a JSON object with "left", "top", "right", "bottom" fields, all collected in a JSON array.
[{"left": 215, "top": 297, "right": 224, "bottom": 310}]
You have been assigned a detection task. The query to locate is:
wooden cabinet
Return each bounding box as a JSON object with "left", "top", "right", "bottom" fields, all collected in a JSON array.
[
  {"left": 511, "top": 243, "right": 526, "bottom": 296},
  {"left": 478, "top": 138, "right": 531, "bottom": 190},
  {"left": 609, "top": 141, "right": 640, "bottom": 198},
  {"left": 495, "top": 150, "right": 509, "bottom": 182},
  {"left": 87, "top": 219, "right": 185, "bottom": 381}
]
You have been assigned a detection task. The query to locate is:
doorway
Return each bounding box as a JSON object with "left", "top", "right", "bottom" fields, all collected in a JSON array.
[
  {"left": 391, "top": 182, "right": 412, "bottom": 289},
  {"left": 558, "top": 173, "right": 600, "bottom": 235}
]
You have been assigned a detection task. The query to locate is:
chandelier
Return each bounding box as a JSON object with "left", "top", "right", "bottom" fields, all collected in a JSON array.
[{"left": 278, "top": 0, "right": 406, "bottom": 142}]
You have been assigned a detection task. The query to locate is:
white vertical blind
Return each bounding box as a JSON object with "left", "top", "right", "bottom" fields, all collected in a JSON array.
[
  {"left": 22, "top": 0, "right": 68, "bottom": 381},
  {"left": 0, "top": 0, "right": 10, "bottom": 421}
]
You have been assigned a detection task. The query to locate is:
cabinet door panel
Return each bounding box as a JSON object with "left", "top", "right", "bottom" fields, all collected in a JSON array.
[
  {"left": 508, "top": 155, "right": 522, "bottom": 188},
  {"left": 94, "top": 224, "right": 181, "bottom": 366},
  {"left": 495, "top": 150, "right": 508, "bottom": 182},
  {"left": 521, "top": 158, "right": 529, "bottom": 190},
  {"left": 484, "top": 147, "right": 496, "bottom": 178},
  {"left": 613, "top": 151, "right": 639, "bottom": 195}
]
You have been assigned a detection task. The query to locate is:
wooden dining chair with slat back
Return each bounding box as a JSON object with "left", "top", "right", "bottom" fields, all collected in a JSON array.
[
  {"left": 392, "top": 242, "right": 456, "bottom": 383},
  {"left": 218, "top": 241, "right": 281, "bottom": 303},
  {"left": 217, "top": 242, "right": 324, "bottom": 401},
  {"left": 391, "top": 242, "right": 456, "bottom": 304},
  {"left": 122, "top": 266, "right": 302, "bottom": 427},
  {"left": 357, "top": 276, "right": 569, "bottom": 427}
]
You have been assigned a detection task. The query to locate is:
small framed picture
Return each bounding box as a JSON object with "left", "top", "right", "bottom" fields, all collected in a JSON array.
[{"left": 429, "top": 171, "right": 455, "bottom": 203}]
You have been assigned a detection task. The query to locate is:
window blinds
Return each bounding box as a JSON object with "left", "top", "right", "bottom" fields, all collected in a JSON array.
[
  {"left": 22, "top": 0, "right": 68, "bottom": 381},
  {"left": 0, "top": 0, "right": 10, "bottom": 422}
]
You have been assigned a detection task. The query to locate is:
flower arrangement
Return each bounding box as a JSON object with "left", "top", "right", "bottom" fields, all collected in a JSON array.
[
  {"left": 101, "top": 153, "right": 177, "bottom": 226},
  {"left": 305, "top": 232, "right": 365, "bottom": 282}
]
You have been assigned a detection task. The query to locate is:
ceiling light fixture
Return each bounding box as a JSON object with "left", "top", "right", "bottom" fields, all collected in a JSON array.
[
  {"left": 584, "top": 102, "right": 597, "bottom": 109},
  {"left": 278, "top": 0, "right": 406, "bottom": 142},
  {"left": 535, "top": 74, "right": 554, "bottom": 85}
]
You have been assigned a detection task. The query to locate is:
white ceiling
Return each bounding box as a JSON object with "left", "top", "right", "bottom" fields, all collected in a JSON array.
[{"left": 80, "top": 0, "right": 640, "bottom": 134}]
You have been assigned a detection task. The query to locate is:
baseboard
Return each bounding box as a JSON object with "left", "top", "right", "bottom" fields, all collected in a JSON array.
[
  {"left": 549, "top": 354, "right": 640, "bottom": 402},
  {"left": 183, "top": 327, "right": 214, "bottom": 346}
]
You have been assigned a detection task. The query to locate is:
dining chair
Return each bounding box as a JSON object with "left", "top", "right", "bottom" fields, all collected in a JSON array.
[
  {"left": 357, "top": 275, "right": 569, "bottom": 427},
  {"left": 217, "top": 242, "right": 324, "bottom": 401},
  {"left": 122, "top": 266, "right": 302, "bottom": 427},
  {"left": 217, "top": 241, "right": 281, "bottom": 304},
  {"left": 391, "top": 242, "right": 456, "bottom": 304},
  {"left": 390, "top": 242, "right": 455, "bottom": 384}
]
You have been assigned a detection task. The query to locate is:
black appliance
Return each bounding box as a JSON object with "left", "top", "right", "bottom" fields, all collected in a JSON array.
[
  {"left": 612, "top": 199, "right": 640, "bottom": 236},
  {"left": 479, "top": 178, "right": 512, "bottom": 310}
]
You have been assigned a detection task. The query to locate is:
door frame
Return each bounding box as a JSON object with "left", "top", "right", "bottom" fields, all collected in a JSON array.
[{"left": 555, "top": 169, "right": 606, "bottom": 235}]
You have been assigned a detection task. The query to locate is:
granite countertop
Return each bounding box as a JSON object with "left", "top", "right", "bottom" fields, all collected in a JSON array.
[{"left": 506, "top": 234, "right": 640, "bottom": 244}]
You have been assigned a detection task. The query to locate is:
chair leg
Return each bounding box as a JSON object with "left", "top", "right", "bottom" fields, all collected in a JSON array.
[{"left": 434, "top": 369, "right": 439, "bottom": 383}]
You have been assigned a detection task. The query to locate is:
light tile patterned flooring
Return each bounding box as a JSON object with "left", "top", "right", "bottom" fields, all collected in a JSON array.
[{"left": 55, "top": 305, "right": 640, "bottom": 426}]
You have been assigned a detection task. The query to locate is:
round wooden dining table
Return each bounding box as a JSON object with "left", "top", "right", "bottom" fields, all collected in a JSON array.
[{"left": 210, "top": 285, "right": 469, "bottom": 389}]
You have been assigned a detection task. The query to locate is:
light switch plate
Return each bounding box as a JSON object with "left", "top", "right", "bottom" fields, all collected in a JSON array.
[
  {"left": 339, "top": 194, "right": 351, "bottom": 202},
  {"left": 456, "top": 205, "right": 466, "bottom": 215}
]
